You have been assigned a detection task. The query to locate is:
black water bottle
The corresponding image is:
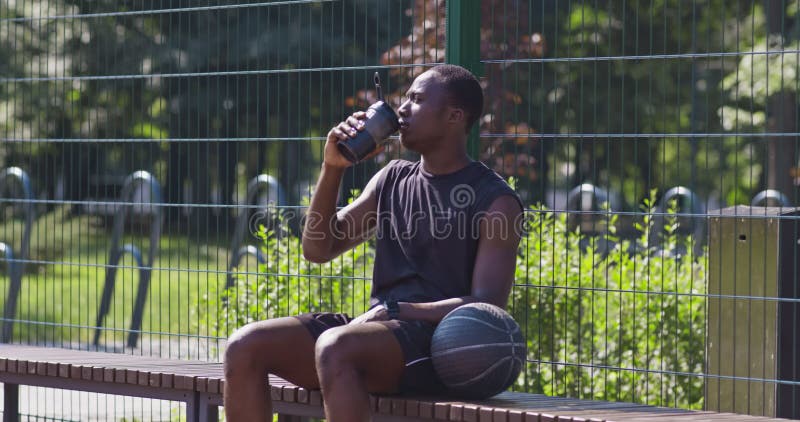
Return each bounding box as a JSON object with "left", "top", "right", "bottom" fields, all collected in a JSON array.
[{"left": 337, "top": 73, "right": 400, "bottom": 163}]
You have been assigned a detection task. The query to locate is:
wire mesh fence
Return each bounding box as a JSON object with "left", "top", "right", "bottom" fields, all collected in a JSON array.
[{"left": 1, "top": 0, "right": 800, "bottom": 420}]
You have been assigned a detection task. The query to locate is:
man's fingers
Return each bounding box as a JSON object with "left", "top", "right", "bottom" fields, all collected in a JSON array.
[
  {"left": 347, "top": 116, "right": 365, "bottom": 130},
  {"left": 338, "top": 122, "right": 357, "bottom": 137},
  {"left": 329, "top": 112, "right": 367, "bottom": 141},
  {"left": 329, "top": 127, "right": 349, "bottom": 141}
]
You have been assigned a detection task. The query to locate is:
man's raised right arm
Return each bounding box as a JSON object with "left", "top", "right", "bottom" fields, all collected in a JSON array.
[{"left": 301, "top": 111, "right": 386, "bottom": 263}]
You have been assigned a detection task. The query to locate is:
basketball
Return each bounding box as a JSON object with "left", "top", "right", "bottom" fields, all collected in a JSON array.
[{"left": 431, "top": 302, "right": 526, "bottom": 399}]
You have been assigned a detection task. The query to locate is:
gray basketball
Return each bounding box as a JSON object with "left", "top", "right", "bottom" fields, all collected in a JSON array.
[{"left": 431, "top": 302, "right": 526, "bottom": 399}]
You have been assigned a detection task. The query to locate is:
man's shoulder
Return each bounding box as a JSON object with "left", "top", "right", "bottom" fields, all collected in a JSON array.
[
  {"left": 471, "top": 161, "right": 512, "bottom": 190},
  {"left": 469, "top": 163, "right": 524, "bottom": 213},
  {"left": 380, "top": 158, "right": 418, "bottom": 180},
  {"left": 373, "top": 159, "right": 416, "bottom": 196},
  {"left": 386, "top": 158, "right": 417, "bottom": 170}
]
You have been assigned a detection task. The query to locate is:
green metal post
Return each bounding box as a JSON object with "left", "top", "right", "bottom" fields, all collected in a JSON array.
[{"left": 446, "top": 0, "right": 482, "bottom": 159}]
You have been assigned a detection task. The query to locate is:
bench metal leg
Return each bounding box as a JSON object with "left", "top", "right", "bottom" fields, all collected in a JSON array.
[
  {"left": 2, "top": 383, "right": 19, "bottom": 422},
  {"left": 197, "top": 393, "right": 221, "bottom": 422},
  {"left": 185, "top": 391, "right": 199, "bottom": 422},
  {"left": 199, "top": 401, "right": 219, "bottom": 422}
]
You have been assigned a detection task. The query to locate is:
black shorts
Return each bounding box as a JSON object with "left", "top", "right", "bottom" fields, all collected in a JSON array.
[{"left": 294, "top": 312, "right": 447, "bottom": 395}]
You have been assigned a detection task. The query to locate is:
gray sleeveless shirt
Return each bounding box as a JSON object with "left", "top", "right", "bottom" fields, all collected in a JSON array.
[{"left": 371, "top": 159, "right": 523, "bottom": 305}]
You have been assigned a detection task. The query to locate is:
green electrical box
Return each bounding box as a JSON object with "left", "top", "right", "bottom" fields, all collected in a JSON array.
[{"left": 707, "top": 206, "right": 800, "bottom": 417}]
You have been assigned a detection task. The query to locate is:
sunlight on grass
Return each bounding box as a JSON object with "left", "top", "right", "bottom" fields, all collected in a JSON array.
[{"left": 0, "top": 205, "right": 232, "bottom": 351}]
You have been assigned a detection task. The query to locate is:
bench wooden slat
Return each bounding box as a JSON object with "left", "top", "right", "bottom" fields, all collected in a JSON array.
[
  {"left": 58, "top": 363, "right": 69, "bottom": 378},
  {"left": 208, "top": 377, "right": 220, "bottom": 394},
  {"left": 282, "top": 385, "right": 297, "bottom": 403},
  {"left": 377, "top": 396, "right": 392, "bottom": 414},
  {"left": 161, "top": 372, "right": 173, "bottom": 389},
  {"left": 137, "top": 370, "right": 150, "bottom": 386},
  {"left": 296, "top": 386, "right": 309, "bottom": 404},
  {"left": 92, "top": 366, "right": 103, "bottom": 382},
  {"left": 492, "top": 408, "right": 509, "bottom": 422},
  {"left": 17, "top": 359, "right": 29, "bottom": 374},
  {"left": 405, "top": 399, "right": 420, "bottom": 417},
  {"left": 175, "top": 374, "right": 195, "bottom": 390},
  {"left": 448, "top": 403, "right": 464, "bottom": 421},
  {"left": 47, "top": 362, "right": 59, "bottom": 377},
  {"left": 125, "top": 368, "right": 137, "bottom": 384},
  {"left": 538, "top": 412, "right": 558, "bottom": 422},
  {"left": 461, "top": 404, "right": 478, "bottom": 422},
  {"left": 149, "top": 372, "right": 161, "bottom": 387},
  {"left": 507, "top": 409, "right": 524, "bottom": 422},
  {"left": 196, "top": 376, "right": 208, "bottom": 392},
  {"left": 418, "top": 401, "right": 435, "bottom": 418},
  {"left": 270, "top": 384, "right": 283, "bottom": 401},
  {"left": 17, "top": 359, "right": 27, "bottom": 374},
  {"left": 82, "top": 365, "right": 94, "bottom": 380},
  {"left": 391, "top": 397, "right": 406, "bottom": 416},
  {"left": 435, "top": 402, "right": 451, "bottom": 419},
  {"left": 68, "top": 364, "right": 80, "bottom": 379}
]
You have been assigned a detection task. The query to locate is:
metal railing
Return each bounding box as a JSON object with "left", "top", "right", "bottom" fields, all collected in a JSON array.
[
  {"left": 0, "top": 167, "right": 35, "bottom": 343},
  {"left": 93, "top": 171, "right": 164, "bottom": 348},
  {"left": 226, "top": 174, "right": 285, "bottom": 289}
]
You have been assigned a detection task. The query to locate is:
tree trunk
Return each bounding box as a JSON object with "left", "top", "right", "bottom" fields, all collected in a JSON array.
[
  {"left": 766, "top": 93, "right": 797, "bottom": 198},
  {"left": 765, "top": 0, "right": 797, "bottom": 199}
]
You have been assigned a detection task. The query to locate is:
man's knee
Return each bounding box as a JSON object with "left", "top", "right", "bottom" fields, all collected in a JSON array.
[
  {"left": 224, "top": 323, "right": 274, "bottom": 378},
  {"left": 314, "top": 327, "right": 359, "bottom": 377},
  {"left": 314, "top": 324, "right": 405, "bottom": 393},
  {"left": 225, "top": 325, "right": 252, "bottom": 376}
]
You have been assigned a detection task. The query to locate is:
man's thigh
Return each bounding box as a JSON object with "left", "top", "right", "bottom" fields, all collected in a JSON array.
[
  {"left": 316, "top": 321, "right": 406, "bottom": 394},
  {"left": 227, "top": 315, "right": 324, "bottom": 389}
]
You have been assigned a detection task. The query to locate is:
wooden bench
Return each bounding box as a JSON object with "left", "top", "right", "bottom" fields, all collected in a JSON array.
[{"left": 0, "top": 345, "right": 789, "bottom": 422}]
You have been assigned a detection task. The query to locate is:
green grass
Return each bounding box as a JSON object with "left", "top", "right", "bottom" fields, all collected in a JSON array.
[{"left": 0, "top": 205, "right": 239, "bottom": 350}]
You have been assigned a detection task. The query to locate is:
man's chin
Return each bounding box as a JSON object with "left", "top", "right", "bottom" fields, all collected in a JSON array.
[{"left": 399, "top": 134, "right": 416, "bottom": 151}]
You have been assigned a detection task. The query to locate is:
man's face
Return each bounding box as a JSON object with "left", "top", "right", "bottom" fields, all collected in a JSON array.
[{"left": 397, "top": 70, "right": 451, "bottom": 153}]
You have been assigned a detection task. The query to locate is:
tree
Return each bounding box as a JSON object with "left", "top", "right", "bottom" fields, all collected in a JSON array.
[
  {"left": 376, "top": 0, "right": 787, "bottom": 211},
  {"left": 2, "top": 0, "right": 413, "bottom": 235},
  {"left": 378, "top": 0, "right": 550, "bottom": 203}
]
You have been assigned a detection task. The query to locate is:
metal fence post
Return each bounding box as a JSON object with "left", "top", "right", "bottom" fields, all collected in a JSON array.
[
  {"left": 446, "top": 0, "right": 482, "bottom": 159},
  {"left": 2, "top": 382, "right": 19, "bottom": 422}
]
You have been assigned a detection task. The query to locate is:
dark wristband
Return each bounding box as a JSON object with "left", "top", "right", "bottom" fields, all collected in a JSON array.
[{"left": 383, "top": 299, "right": 400, "bottom": 320}]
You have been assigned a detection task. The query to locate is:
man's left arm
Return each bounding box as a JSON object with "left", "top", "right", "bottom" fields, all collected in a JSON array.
[{"left": 396, "top": 194, "right": 523, "bottom": 323}]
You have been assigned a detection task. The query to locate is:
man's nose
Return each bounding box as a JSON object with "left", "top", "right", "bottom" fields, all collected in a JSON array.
[{"left": 398, "top": 100, "right": 410, "bottom": 117}]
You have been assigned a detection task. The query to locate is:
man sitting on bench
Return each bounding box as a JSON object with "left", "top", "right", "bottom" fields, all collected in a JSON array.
[{"left": 223, "top": 64, "right": 524, "bottom": 422}]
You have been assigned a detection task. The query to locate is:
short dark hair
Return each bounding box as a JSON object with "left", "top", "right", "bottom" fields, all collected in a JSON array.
[{"left": 431, "top": 64, "right": 484, "bottom": 133}]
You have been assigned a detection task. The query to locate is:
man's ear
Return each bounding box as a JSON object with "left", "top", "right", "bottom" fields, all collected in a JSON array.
[{"left": 448, "top": 107, "right": 465, "bottom": 125}]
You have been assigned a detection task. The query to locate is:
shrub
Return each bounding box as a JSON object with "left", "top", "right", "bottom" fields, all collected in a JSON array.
[
  {"left": 511, "top": 198, "right": 706, "bottom": 409},
  {"left": 212, "top": 228, "right": 375, "bottom": 335}
]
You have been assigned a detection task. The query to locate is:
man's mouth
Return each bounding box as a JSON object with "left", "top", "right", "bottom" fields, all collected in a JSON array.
[{"left": 398, "top": 120, "right": 410, "bottom": 131}]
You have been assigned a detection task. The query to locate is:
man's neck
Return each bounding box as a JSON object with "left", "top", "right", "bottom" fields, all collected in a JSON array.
[{"left": 420, "top": 147, "right": 472, "bottom": 176}]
